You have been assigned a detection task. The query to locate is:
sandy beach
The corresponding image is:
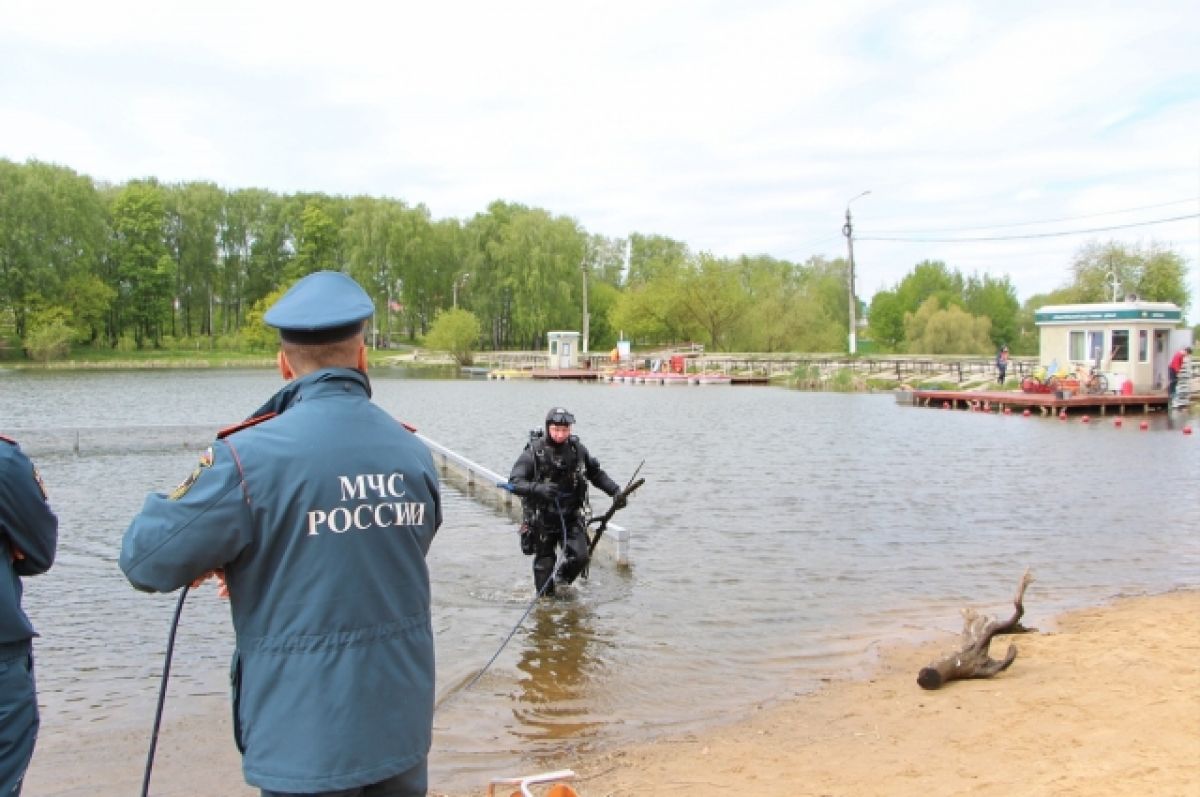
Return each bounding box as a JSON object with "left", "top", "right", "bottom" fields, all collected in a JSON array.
[{"left": 25, "top": 590, "right": 1199, "bottom": 796}]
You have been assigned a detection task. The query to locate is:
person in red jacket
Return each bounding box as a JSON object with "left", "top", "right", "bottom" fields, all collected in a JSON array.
[{"left": 1168, "top": 346, "right": 1191, "bottom": 399}]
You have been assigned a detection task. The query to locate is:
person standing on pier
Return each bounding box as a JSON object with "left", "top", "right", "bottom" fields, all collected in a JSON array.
[
  {"left": 995, "top": 345, "right": 1010, "bottom": 386},
  {"left": 120, "top": 271, "right": 441, "bottom": 797},
  {"left": 0, "top": 435, "right": 57, "bottom": 796},
  {"left": 1168, "top": 345, "right": 1191, "bottom": 399},
  {"left": 509, "top": 407, "right": 624, "bottom": 596}
]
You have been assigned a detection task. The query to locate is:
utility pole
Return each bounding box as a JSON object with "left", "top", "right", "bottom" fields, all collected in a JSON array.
[
  {"left": 843, "top": 190, "right": 870, "bottom": 355},
  {"left": 581, "top": 261, "right": 590, "bottom": 354},
  {"left": 453, "top": 272, "right": 469, "bottom": 309}
]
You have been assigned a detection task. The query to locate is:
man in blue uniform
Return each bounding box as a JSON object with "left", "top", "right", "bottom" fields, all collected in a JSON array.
[
  {"left": 120, "top": 271, "right": 441, "bottom": 796},
  {"left": 0, "top": 435, "right": 58, "bottom": 796},
  {"left": 508, "top": 408, "right": 623, "bottom": 596}
]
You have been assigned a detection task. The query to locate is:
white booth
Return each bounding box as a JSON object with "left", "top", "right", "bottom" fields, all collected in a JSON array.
[
  {"left": 1034, "top": 300, "right": 1184, "bottom": 393},
  {"left": 546, "top": 331, "right": 581, "bottom": 369}
]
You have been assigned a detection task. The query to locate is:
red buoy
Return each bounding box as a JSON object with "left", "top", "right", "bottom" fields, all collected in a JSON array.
[
  {"left": 1139, "top": 421, "right": 1149, "bottom": 430},
  {"left": 1185, "top": 426, "right": 1194, "bottom": 435},
  {"left": 1059, "top": 412, "right": 1068, "bottom": 421},
  {"left": 1113, "top": 417, "right": 1123, "bottom": 427},
  {"left": 1022, "top": 409, "right": 1031, "bottom": 417},
  {"left": 1081, "top": 415, "right": 1090, "bottom": 424}
]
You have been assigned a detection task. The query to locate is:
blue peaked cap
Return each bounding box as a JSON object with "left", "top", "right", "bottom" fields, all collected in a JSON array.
[{"left": 264, "top": 271, "right": 374, "bottom": 343}]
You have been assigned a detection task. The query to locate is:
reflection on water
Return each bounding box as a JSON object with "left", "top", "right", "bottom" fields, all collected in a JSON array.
[
  {"left": 513, "top": 604, "right": 608, "bottom": 745},
  {"left": 4, "top": 368, "right": 1198, "bottom": 794}
]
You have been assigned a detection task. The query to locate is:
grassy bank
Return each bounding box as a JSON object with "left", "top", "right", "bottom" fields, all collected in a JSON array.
[{"left": 0, "top": 345, "right": 437, "bottom": 371}]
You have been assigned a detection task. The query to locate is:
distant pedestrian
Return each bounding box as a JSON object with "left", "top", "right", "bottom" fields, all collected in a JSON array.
[
  {"left": 1168, "top": 346, "right": 1192, "bottom": 398},
  {"left": 996, "top": 345, "right": 1010, "bottom": 386}
]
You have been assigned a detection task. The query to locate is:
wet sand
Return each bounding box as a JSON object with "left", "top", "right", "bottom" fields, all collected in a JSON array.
[{"left": 25, "top": 590, "right": 1199, "bottom": 796}]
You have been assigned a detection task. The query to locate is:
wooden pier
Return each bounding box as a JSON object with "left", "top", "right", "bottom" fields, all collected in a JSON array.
[
  {"left": 529, "top": 368, "right": 603, "bottom": 380},
  {"left": 903, "top": 389, "right": 1169, "bottom": 416}
]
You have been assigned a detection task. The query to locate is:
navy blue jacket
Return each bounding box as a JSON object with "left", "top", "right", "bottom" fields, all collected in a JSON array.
[
  {"left": 119, "top": 370, "right": 441, "bottom": 792},
  {"left": 0, "top": 437, "right": 58, "bottom": 644}
]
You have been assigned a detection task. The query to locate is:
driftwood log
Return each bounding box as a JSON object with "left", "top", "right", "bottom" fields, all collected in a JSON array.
[{"left": 917, "top": 568, "right": 1036, "bottom": 690}]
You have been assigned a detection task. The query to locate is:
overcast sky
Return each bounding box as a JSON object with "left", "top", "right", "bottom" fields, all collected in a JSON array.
[{"left": 3, "top": 0, "right": 1198, "bottom": 304}]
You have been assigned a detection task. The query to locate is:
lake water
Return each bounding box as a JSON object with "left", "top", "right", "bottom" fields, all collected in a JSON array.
[{"left": 3, "top": 367, "right": 1198, "bottom": 793}]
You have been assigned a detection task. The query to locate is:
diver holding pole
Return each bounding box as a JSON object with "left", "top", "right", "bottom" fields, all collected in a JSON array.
[{"left": 506, "top": 408, "right": 631, "bottom": 597}]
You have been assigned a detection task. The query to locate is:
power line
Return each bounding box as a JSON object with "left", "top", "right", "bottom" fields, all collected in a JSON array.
[
  {"left": 858, "top": 213, "right": 1200, "bottom": 243},
  {"left": 865, "top": 197, "right": 1200, "bottom": 235}
]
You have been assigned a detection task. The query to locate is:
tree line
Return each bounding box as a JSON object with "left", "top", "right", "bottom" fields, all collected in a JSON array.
[{"left": 0, "top": 158, "right": 1192, "bottom": 361}]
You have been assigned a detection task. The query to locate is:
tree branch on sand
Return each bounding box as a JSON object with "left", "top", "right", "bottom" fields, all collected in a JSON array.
[{"left": 917, "top": 568, "right": 1036, "bottom": 690}]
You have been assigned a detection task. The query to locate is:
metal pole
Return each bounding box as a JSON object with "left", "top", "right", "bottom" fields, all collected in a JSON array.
[
  {"left": 581, "top": 262, "right": 590, "bottom": 354},
  {"left": 452, "top": 273, "right": 469, "bottom": 310},
  {"left": 842, "top": 190, "right": 870, "bottom": 355}
]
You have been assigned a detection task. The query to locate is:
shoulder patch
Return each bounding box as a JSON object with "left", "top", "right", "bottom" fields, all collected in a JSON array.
[
  {"left": 217, "top": 412, "right": 277, "bottom": 440},
  {"left": 170, "top": 446, "right": 216, "bottom": 500},
  {"left": 32, "top": 465, "right": 49, "bottom": 500}
]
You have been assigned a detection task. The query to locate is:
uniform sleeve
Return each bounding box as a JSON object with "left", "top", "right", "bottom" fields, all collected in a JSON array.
[
  {"left": 580, "top": 443, "right": 621, "bottom": 496},
  {"left": 0, "top": 448, "right": 58, "bottom": 576},
  {"left": 119, "top": 442, "right": 254, "bottom": 593},
  {"left": 508, "top": 445, "right": 537, "bottom": 497}
]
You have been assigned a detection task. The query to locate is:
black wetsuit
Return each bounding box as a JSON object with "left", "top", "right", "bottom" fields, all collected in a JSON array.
[{"left": 508, "top": 433, "right": 620, "bottom": 595}]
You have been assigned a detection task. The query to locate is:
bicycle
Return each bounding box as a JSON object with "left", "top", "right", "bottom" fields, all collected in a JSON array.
[
  {"left": 1021, "top": 360, "right": 1072, "bottom": 394},
  {"left": 1077, "top": 365, "right": 1108, "bottom": 395}
]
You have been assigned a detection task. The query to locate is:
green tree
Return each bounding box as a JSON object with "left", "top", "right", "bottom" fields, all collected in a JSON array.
[
  {"left": 240, "top": 285, "right": 289, "bottom": 352},
  {"left": 108, "top": 181, "right": 173, "bottom": 347},
  {"left": 803, "top": 256, "right": 855, "bottom": 352},
  {"left": 867, "top": 290, "right": 905, "bottom": 351},
  {"left": 463, "top": 201, "right": 587, "bottom": 350},
  {"left": 23, "top": 305, "right": 75, "bottom": 362},
  {"left": 1067, "top": 240, "right": 1190, "bottom": 312},
  {"left": 164, "top": 181, "right": 224, "bottom": 340},
  {"left": 734, "top": 256, "right": 796, "bottom": 352},
  {"left": 627, "top": 233, "right": 688, "bottom": 286},
  {"left": 895, "top": 260, "right": 964, "bottom": 315},
  {"left": 904, "top": 297, "right": 993, "bottom": 354},
  {"left": 424, "top": 308, "right": 482, "bottom": 365},
  {"left": 0, "top": 160, "right": 106, "bottom": 340},
  {"left": 63, "top": 273, "right": 116, "bottom": 344},
  {"left": 608, "top": 267, "right": 692, "bottom": 346},
  {"left": 677, "top": 254, "right": 748, "bottom": 352},
  {"left": 291, "top": 199, "right": 341, "bottom": 279},
  {"left": 963, "top": 272, "right": 1020, "bottom": 350}
]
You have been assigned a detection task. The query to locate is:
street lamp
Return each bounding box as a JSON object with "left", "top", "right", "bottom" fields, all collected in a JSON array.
[
  {"left": 843, "top": 190, "right": 871, "bottom": 354},
  {"left": 453, "top": 272, "right": 470, "bottom": 309}
]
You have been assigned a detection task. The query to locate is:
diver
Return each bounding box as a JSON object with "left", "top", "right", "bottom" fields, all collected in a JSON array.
[{"left": 508, "top": 408, "right": 624, "bottom": 596}]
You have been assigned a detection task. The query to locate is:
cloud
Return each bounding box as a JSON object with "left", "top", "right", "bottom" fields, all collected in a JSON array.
[{"left": 1, "top": 0, "right": 1196, "bottom": 303}]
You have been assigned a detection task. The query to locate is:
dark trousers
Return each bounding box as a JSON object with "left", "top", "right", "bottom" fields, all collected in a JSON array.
[
  {"left": 260, "top": 758, "right": 427, "bottom": 797},
  {"left": 1168, "top": 367, "right": 1178, "bottom": 397},
  {"left": 531, "top": 514, "right": 590, "bottom": 594},
  {"left": 0, "top": 640, "right": 37, "bottom": 797}
]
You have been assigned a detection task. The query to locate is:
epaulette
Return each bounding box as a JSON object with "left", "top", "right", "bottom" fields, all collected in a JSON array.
[
  {"left": 217, "top": 412, "right": 278, "bottom": 440},
  {"left": 0, "top": 434, "right": 15, "bottom": 446}
]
